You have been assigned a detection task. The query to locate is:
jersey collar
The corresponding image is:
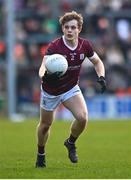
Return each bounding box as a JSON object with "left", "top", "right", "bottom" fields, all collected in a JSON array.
[{"left": 62, "top": 35, "right": 78, "bottom": 51}]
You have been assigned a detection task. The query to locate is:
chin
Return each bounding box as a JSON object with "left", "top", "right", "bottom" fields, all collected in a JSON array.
[{"left": 66, "top": 37, "right": 74, "bottom": 41}]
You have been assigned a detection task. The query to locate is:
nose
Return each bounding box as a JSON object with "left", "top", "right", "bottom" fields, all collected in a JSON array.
[{"left": 68, "top": 27, "right": 72, "bottom": 31}]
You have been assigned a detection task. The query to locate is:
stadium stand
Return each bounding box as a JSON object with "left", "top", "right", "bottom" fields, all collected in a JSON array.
[{"left": 0, "top": 0, "right": 131, "bottom": 117}]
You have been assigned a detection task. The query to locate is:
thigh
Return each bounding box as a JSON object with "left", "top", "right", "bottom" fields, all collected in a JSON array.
[
  {"left": 40, "top": 107, "right": 55, "bottom": 126},
  {"left": 62, "top": 93, "right": 88, "bottom": 118},
  {"left": 40, "top": 88, "right": 61, "bottom": 111}
]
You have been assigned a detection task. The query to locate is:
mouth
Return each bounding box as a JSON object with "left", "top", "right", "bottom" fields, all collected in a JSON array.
[{"left": 67, "top": 34, "right": 73, "bottom": 38}]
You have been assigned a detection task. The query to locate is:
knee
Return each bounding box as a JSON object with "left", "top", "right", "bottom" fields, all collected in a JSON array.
[
  {"left": 76, "top": 111, "right": 88, "bottom": 126},
  {"left": 39, "top": 122, "right": 52, "bottom": 134},
  {"left": 42, "top": 125, "right": 50, "bottom": 133}
]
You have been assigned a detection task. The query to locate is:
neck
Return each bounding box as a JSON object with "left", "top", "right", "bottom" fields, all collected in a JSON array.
[{"left": 63, "top": 36, "right": 78, "bottom": 48}]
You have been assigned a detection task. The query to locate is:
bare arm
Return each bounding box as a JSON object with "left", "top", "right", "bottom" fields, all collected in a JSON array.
[
  {"left": 89, "top": 52, "right": 106, "bottom": 93},
  {"left": 39, "top": 56, "right": 49, "bottom": 78},
  {"left": 89, "top": 52, "right": 105, "bottom": 77}
]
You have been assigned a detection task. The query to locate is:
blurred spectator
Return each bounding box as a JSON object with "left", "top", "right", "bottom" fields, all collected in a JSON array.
[
  {"left": 35, "top": 0, "right": 51, "bottom": 16},
  {"left": 109, "top": 0, "right": 123, "bottom": 11},
  {"left": 14, "top": 43, "right": 28, "bottom": 66},
  {"left": 40, "top": 43, "right": 48, "bottom": 57},
  {"left": 59, "top": 0, "right": 72, "bottom": 13},
  {"left": 107, "top": 65, "right": 130, "bottom": 93},
  {"left": 0, "top": 41, "right": 6, "bottom": 63},
  {"left": 15, "top": 0, "right": 26, "bottom": 11},
  {"left": 116, "top": 19, "right": 131, "bottom": 60},
  {"left": 85, "top": 0, "right": 100, "bottom": 15},
  {"left": 116, "top": 19, "right": 130, "bottom": 41},
  {"left": 73, "top": 0, "right": 87, "bottom": 13},
  {"left": 42, "top": 14, "right": 58, "bottom": 35},
  {"left": 27, "top": 43, "right": 41, "bottom": 66},
  {"left": 97, "top": 16, "right": 110, "bottom": 35},
  {"left": 15, "top": 22, "right": 27, "bottom": 41},
  {"left": 105, "top": 45, "right": 124, "bottom": 66},
  {"left": 122, "top": 0, "right": 131, "bottom": 9},
  {"left": 23, "top": 18, "right": 41, "bottom": 35}
]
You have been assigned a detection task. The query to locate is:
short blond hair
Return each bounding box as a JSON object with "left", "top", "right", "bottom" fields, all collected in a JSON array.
[{"left": 59, "top": 11, "right": 83, "bottom": 29}]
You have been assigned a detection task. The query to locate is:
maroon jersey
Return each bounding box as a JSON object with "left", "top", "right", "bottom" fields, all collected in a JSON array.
[{"left": 42, "top": 36, "right": 94, "bottom": 95}]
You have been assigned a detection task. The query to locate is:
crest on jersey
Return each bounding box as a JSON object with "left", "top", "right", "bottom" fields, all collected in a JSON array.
[
  {"left": 70, "top": 53, "right": 76, "bottom": 61},
  {"left": 80, "top": 53, "right": 84, "bottom": 60}
]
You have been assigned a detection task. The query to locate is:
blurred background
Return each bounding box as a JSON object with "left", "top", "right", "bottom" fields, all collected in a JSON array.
[{"left": 0, "top": 0, "right": 131, "bottom": 121}]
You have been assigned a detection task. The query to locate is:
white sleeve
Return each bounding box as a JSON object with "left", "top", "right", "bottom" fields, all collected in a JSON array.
[{"left": 88, "top": 52, "right": 99, "bottom": 61}]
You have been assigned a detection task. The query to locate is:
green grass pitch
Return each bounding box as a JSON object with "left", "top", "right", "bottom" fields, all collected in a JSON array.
[{"left": 0, "top": 118, "right": 131, "bottom": 179}]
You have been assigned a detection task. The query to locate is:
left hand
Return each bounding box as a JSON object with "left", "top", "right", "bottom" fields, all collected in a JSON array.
[{"left": 97, "top": 76, "right": 106, "bottom": 93}]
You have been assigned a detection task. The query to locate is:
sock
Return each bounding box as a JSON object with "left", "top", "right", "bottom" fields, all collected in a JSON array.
[
  {"left": 68, "top": 134, "right": 78, "bottom": 144},
  {"left": 38, "top": 145, "right": 45, "bottom": 155}
]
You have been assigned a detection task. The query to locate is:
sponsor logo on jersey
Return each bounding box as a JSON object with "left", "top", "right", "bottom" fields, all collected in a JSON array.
[{"left": 68, "top": 65, "right": 81, "bottom": 70}]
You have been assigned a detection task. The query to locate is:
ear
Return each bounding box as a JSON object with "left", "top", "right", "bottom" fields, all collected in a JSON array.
[
  {"left": 78, "top": 27, "right": 82, "bottom": 33},
  {"left": 62, "top": 25, "right": 64, "bottom": 33}
]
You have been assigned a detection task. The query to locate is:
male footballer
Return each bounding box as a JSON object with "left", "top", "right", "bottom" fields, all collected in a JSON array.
[{"left": 36, "top": 11, "right": 106, "bottom": 167}]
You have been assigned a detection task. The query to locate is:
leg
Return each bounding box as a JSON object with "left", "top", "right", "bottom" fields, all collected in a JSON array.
[
  {"left": 36, "top": 107, "right": 54, "bottom": 168},
  {"left": 63, "top": 93, "right": 88, "bottom": 138},
  {"left": 63, "top": 93, "right": 88, "bottom": 163},
  {"left": 37, "top": 107, "right": 54, "bottom": 147}
]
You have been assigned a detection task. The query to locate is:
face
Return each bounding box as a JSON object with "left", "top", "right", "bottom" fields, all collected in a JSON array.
[{"left": 62, "top": 19, "right": 81, "bottom": 42}]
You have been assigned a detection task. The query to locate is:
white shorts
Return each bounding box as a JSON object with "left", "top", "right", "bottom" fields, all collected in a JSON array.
[{"left": 40, "top": 85, "right": 81, "bottom": 111}]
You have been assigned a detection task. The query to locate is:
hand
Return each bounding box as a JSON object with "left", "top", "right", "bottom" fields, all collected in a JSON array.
[
  {"left": 97, "top": 76, "right": 106, "bottom": 93},
  {"left": 42, "top": 71, "right": 62, "bottom": 83}
]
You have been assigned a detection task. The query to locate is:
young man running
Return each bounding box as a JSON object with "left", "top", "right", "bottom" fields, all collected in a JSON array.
[{"left": 36, "top": 11, "right": 106, "bottom": 167}]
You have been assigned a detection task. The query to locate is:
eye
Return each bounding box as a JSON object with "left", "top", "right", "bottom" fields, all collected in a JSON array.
[
  {"left": 71, "top": 26, "right": 77, "bottom": 30},
  {"left": 64, "top": 25, "right": 77, "bottom": 30},
  {"left": 65, "top": 25, "right": 69, "bottom": 29}
]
